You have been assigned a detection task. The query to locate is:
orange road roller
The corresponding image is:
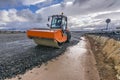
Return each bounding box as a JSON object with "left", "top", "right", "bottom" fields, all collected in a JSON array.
[{"left": 27, "top": 13, "right": 71, "bottom": 48}]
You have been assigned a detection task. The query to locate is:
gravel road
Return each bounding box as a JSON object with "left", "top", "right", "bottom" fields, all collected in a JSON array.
[
  {"left": 7, "top": 33, "right": 100, "bottom": 80},
  {"left": 0, "top": 32, "right": 84, "bottom": 79}
]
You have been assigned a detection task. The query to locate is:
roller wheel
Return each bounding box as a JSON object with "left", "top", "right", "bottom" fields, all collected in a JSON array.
[{"left": 65, "top": 31, "right": 71, "bottom": 43}]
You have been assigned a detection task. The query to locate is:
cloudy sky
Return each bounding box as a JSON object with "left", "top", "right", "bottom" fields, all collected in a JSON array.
[{"left": 0, "top": 0, "right": 120, "bottom": 31}]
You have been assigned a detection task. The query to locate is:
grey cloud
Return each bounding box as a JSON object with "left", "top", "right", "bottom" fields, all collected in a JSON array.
[
  {"left": 37, "top": 0, "right": 120, "bottom": 19},
  {"left": 87, "top": 0, "right": 120, "bottom": 12},
  {"left": 73, "top": 0, "right": 89, "bottom": 5},
  {"left": 4, "top": 22, "right": 45, "bottom": 31},
  {"left": 71, "top": 0, "right": 120, "bottom": 14},
  {"left": 17, "top": 9, "right": 35, "bottom": 21},
  {"left": 107, "top": 0, "right": 117, "bottom": 7},
  {"left": 0, "top": 9, "right": 43, "bottom": 30},
  {"left": 60, "top": 2, "right": 66, "bottom": 9},
  {"left": 17, "top": 9, "right": 42, "bottom": 22},
  {"left": 36, "top": 0, "right": 52, "bottom": 8},
  {"left": 0, "top": 9, "right": 43, "bottom": 26},
  {"left": 0, "top": 0, "right": 22, "bottom": 8},
  {"left": 95, "top": 12, "right": 120, "bottom": 20},
  {"left": 0, "top": 0, "right": 48, "bottom": 8}
]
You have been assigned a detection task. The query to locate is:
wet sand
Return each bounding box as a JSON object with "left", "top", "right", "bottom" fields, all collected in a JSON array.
[{"left": 7, "top": 37, "right": 100, "bottom": 80}]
